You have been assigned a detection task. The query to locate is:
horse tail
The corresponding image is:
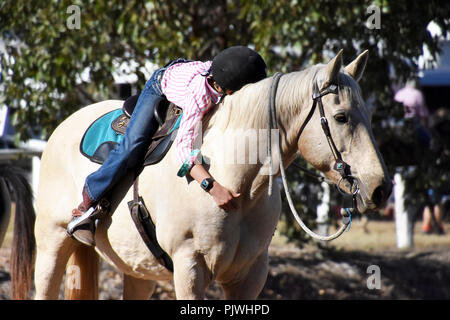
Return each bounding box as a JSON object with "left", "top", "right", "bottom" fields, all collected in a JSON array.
[
  {"left": 64, "top": 245, "right": 100, "bottom": 299},
  {"left": 0, "top": 164, "right": 36, "bottom": 300}
]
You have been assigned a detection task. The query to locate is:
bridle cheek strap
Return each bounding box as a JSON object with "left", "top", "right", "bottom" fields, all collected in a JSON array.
[{"left": 312, "top": 82, "right": 360, "bottom": 190}]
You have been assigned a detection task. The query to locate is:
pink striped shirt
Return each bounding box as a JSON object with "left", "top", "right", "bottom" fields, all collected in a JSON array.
[{"left": 160, "top": 61, "right": 222, "bottom": 169}]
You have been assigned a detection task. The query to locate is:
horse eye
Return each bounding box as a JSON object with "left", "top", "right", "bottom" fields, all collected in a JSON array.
[{"left": 334, "top": 113, "right": 348, "bottom": 123}]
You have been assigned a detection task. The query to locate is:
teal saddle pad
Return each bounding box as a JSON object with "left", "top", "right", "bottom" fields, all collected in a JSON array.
[
  {"left": 80, "top": 108, "right": 182, "bottom": 164},
  {"left": 81, "top": 109, "right": 124, "bottom": 159}
]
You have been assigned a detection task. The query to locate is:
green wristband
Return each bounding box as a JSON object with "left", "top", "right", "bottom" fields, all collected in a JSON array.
[{"left": 176, "top": 149, "right": 201, "bottom": 177}]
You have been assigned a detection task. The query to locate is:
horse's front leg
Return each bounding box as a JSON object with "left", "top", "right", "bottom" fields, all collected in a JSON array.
[
  {"left": 172, "top": 247, "right": 211, "bottom": 299},
  {"left": 221, "top": 251, "right": 269, "bottom": 299}
]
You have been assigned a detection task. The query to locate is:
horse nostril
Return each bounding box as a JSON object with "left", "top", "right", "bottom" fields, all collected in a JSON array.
[{"left": 371, "top": 185, "right": 385, "bottom": 208}]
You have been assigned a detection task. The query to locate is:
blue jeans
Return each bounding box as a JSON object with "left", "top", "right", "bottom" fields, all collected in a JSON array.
[{"left": 84, "top": 67, "right": 166, "bottom": 202}]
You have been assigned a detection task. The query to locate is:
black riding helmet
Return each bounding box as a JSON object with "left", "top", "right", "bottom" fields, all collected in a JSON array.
[{"left": 211, "top": 46, "right": 267, "bottom": 92}]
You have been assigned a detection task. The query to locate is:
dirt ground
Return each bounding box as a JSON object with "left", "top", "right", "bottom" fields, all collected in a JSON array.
[{"left": 0, "top": 219, "right": 449, "bottom": 300}]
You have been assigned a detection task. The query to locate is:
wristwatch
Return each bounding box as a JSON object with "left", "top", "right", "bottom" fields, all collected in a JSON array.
[{"left": 200, "top": 178, "right": 215, "bottom": 192}]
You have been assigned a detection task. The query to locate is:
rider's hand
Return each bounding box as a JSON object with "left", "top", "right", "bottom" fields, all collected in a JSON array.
[
  {"left": 209, "top": 181, "right": 241, "bottom": 211},
  {"left": 188, "top": 164, "right": 241, "bottom": 211}
]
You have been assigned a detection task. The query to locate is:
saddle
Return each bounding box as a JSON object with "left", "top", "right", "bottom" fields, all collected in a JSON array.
[{"left": 82, "top": 95, "right": 182, "bottom": 166}]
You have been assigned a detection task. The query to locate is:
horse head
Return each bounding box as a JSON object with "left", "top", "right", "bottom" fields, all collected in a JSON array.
[{"left": 295, "top": 50, "right": 392, "bottom": 213}]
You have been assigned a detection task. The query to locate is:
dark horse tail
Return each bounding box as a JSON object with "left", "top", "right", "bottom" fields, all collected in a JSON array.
[{"left": 0, "top": 164, "right": 36, "bottom": 299}]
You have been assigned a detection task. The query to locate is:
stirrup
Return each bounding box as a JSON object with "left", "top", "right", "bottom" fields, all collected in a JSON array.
[
  {"left": 67, "top": 207, "right": 96, "bottom": 235},
  {"left": 67, "top": 199, "right": 110, "bottom": 245}
]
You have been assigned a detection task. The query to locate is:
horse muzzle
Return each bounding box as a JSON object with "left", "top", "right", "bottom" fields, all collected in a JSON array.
[{"left": 354, "top": 177, "right": 393, "bottom": 213}]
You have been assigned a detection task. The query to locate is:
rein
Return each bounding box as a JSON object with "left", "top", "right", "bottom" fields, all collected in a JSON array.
[{"left": 267, "top": 72, "right": 358, "bottom": 241}]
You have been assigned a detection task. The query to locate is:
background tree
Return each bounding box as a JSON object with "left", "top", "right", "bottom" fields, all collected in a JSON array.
[{"left": 1, "top": 0, "right": 449, "bottom": 243}]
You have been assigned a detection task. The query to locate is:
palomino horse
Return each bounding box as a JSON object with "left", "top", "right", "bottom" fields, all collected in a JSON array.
[{"left": 16, "top": 50, "right": 391, "bottom": 299}]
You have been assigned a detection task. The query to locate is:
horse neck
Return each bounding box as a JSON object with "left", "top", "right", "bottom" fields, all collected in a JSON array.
[{"left": 203, "top": 71, "right": 313, "bottom": 198}]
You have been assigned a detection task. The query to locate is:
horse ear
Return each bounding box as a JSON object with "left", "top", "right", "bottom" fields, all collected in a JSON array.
[
  {"left": 323, "top": 49, "right": 343, "bottom": 86},
  {"left": 345, "top": 50, "right": 369, "bottom": 82}
]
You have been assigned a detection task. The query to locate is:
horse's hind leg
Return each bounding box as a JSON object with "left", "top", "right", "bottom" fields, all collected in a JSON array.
[
  {"left": 123, "top": 275, "right": 156, "bottom": 300},
  {"left": 34, "top": 222, "right": 77, "bottom": 299}
]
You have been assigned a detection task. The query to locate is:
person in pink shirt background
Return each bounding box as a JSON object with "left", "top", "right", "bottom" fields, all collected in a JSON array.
[
  {"left": 395, "top": 86, "right": 446, "bottom": 236},
  {"left": 68, "top": 46, "right": 268, "bottom": 246}
]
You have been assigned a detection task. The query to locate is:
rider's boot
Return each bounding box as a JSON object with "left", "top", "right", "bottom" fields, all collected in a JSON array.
[{"left": 67, "top": 188, "right": 109, "bottom": 247}]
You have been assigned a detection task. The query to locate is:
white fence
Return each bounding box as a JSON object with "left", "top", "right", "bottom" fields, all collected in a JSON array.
[{"left": 0, "top": 139, "right": 46, "bottom": 202}]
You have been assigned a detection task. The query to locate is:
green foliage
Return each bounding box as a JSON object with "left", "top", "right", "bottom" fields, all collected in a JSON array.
[{"left": 1, "top": 0, "right": 449, "bottom": 243}]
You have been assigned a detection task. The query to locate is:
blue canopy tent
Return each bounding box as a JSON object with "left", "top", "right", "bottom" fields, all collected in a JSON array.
[{"left": 419, "top": 40, "right": 450, "bottom": 112}]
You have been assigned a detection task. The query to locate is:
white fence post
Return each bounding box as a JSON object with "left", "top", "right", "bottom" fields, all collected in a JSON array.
[
  {"left": 31, "top": 155, "right": 41, "bottom": 204},
  {"left": 316, "top": 182, "right": 330, "bottom": 237},
  {"left": 394, "top": 172, "right": 414, "bottom": 249}
]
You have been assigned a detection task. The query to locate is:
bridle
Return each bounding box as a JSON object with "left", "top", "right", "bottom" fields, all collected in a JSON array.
[{"left": 267, "top": 72, "right": 359, "bottom": 241}]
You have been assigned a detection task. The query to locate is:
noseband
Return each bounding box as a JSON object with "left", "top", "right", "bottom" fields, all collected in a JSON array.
[{"left": 267, "top": 72, "right": 359, "bottom": 241}]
